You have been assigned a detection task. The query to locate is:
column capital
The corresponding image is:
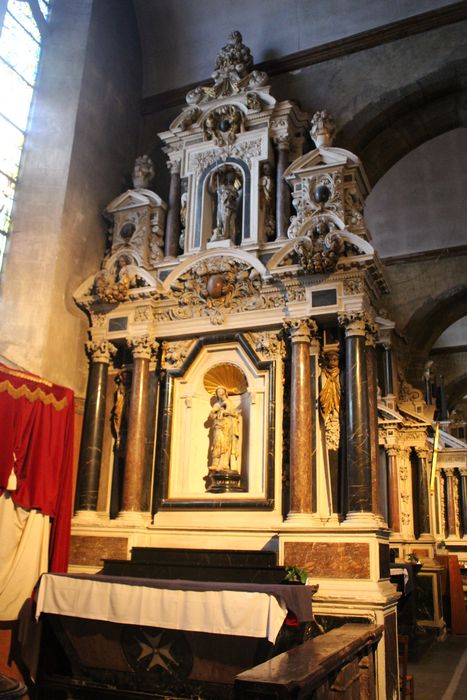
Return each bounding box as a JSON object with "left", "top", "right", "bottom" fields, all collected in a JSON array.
[
  {"left": 338, "top": 311, "right": 367, "bottom": 337},
  {"left": 386, "top": 446, "right": 400, "bottom": 458},
  {"left": 127, "top": 335, "right": 159, "bottom": 360},
  {"left": 167, "top": 159, "right": 181, "bottom": 175},
  {"left": 284, "top": 318, "right": 318, "bottom": 343},
  {"left": 365, "top": 321, "right": 378, "bottom": 347},
  {"left": 443, "top": 467, "right": 457, "bottom": 477},
  {"left": 85, "top": 339, "right": 117, "bottom": 364},
  {"left": 274, "top": 135, "right": 290, "bottom": 150},
  {"left": 415, "top": 447, "right": 430, "bottom": 460}
]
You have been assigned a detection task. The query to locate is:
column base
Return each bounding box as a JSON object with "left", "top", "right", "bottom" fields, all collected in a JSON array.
[
  {"left": 73, "top": 509, "right": 101, "bottom": 525},
  {"left": 115, "top": 510, "right": 152, "bottom": 526},
  {"left": 341, "top": 511, "right": 382, "bottom": 528},
  {"left": 284, "top": 512, "right": 321, "bottom": 527}
]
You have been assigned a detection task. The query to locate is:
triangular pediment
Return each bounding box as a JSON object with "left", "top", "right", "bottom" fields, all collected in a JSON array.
[
  {"left": 105, "top": 188, "right": 166, "bottom": 214},
  {"left": 284, "top": 146, "right": 360, "bottom": 179}
]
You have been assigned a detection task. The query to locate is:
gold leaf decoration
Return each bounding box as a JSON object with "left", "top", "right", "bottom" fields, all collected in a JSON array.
[{"left": 203, "top": 363, "right": 247, "bottom": 395}]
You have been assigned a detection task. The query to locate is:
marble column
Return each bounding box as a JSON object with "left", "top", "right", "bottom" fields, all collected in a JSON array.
[
  {"left": 366, "top": 326, "right": 382, "bottom": 517},
  {"left": 275, "top": 137, "right": 290, "bottom": 240},
  {"left": 286, "top": 318, "right": 316, "bottom": 517},
  {"left": 415, "top": 448, "right": 431, "bottom": 536},
  {"left": 75, "top": 340, "right": 116, "bottom": 514},
  {"left": 459, "top": 467, "right": 467, "bottom": 538},
  {"left": 164, "top": 159, "right": 181, "bottom": 259},
  {"left": 382, "top": 343, "right": 394, "bottom": 396},
  {"left": 339, "top": 313, "right": 372, "bottom": 516},
  {"left": 386, "top": 447, "right": 401, "bottom": 532},
  {"left": 120, "top": 336, "right": 158, "bottom": 518},
  {"left": 445, "top": 468, "right": 460, "bottom": 538}
]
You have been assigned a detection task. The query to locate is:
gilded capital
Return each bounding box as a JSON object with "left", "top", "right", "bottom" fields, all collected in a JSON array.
[
  {"left": 127, "top": 335, "right": 159, "bottom": 360},
  {"left": 415, "top": 447, "right": 429, "bottom": 460},
  {"left": 85, "top": 339, "right": 117, "bottom": 364},
  {"left": 386, "top": 446, "right": 399, "bottom": 458},
  {"left": 338, "top": 311, "right": 367, "bottom": 337},
  {"left": 284, "top": 318, "right": 318, "bottom": 344}
]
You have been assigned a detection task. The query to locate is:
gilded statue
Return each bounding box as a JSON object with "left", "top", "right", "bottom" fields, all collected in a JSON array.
[
  {"left": 319, "top": 350, "right": 341, "bottom": 451},
  {"left": 207, "top": 386, "right": 240, "bottom": 472},
  {"left": 209, "top": 167, "right": 242, "bottom": 242}
]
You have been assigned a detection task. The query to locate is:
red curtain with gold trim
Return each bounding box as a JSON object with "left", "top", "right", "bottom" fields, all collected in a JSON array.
[{"left": 0, "top": 364, "right": 74, "bottom": 571}]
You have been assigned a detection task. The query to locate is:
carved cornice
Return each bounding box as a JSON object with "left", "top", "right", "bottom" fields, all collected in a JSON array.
[
  {"left": 85, "top": 340, "right": 117, "bottom": 364},
  {"left": 127, "top": 335, "right": 159, "bottom": 360}
]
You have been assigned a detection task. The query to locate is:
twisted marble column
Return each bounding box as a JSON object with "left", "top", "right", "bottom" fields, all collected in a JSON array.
[
  {"left": 275, "top": 137, "right": 290, "bottom": 240},
  {"left": 164, "top": 159, "right": 181, "bottom": 259},
  {"left": 286, "top": 318, "right": 316, "bottom": 516},
  {"left": 415, "top": 448, "right": 431, "bottom": 536},
  {"left": 386, "top": 447, "right": 401, "bottom": 532},
  {"left": 366, "top": 325, "right": 382, "bottom": 516},
  {"left": 120, "top": 336, "right": 159, "bottom": 516},
  {"left": 339, "top": 313, "right": 372, "bottom": 515},
  {"left": 75, "top": 340, "right": 116, "bottom": 512}
]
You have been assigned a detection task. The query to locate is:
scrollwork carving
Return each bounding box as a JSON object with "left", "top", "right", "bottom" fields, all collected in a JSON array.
[
  {"left": 161, "top": 339, "right": 194, "bottom": 369},
  {"left": 245, "top": 331, "right": 285, "bottom": 360}
]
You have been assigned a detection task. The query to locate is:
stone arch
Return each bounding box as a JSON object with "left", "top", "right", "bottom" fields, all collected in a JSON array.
[
  {"left": 404, "top": 284, "right": 467, "bottom": 384},
  {"left": 446, "top": 373, "right": 467, "bottom": 411},
  {"left": 338, "top": 60, "right": 467, "bottom": 186}
]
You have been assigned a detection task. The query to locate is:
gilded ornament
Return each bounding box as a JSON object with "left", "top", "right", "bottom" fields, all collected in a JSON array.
[{"left": 203, "top": 363, "right": 247, "bottom": 396}]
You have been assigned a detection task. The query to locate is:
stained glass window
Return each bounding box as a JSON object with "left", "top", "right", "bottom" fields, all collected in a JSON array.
[{"left": 0, "top": 0, "right": 50, "bottom": 270}]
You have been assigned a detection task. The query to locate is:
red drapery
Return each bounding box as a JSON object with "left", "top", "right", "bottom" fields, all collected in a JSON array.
[{"left": 0, "top": 364, "right": 74, "bottom": 572}]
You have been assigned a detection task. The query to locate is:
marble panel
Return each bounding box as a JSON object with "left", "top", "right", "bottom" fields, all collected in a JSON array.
[
  {"left": 284, "top": 542, "right": 370, "bottom": 579},
  {"left": 384, "top": 612, "right": 398, "bottom": 700},
  {"left": 70, "top": 535, "right": 128, "bottom": 566}
]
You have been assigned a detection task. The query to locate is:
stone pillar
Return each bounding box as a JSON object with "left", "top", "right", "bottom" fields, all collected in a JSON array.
[
  {"left": 366, "top": 325, "right": 382, "bottom": 517},
  {"left": 164, "top": 159, "right": 181, "bottom": 259},
  {"left": 339, "top": 313, "right": 373, "bottom": 519},
  {"left": 382, "top": 343, "right": 394, "bottom": 396},
  {"left": 386, "top": 447, "right": 401, "bottom": 532},
  {"left": 120, "top": 335, "right": 158, "bottom": 519},
  {"left": 75, "top": 340, "right": 116, "bottom": 515},
  {"left": 286, "top": 318, "right": 316, "bottom": 518},
  {"left": 445, "top": 468, "right": 460, "bottom": 538},
  {"left": 415, "top": 448, "right": 431, "bottom": 536},
  {"left": 275, "top": 137, "right": 290, "bottom": 240},
  {"left": 459, "top": 467, "right": 467, "bottom": 538}
]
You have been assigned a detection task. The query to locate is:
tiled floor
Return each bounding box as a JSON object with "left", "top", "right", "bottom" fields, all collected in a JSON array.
[{"left": 407, "top": 635, "right": 467, "bottom": 699}]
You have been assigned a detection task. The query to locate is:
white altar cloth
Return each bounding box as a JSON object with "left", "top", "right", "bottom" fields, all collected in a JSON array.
[{"left": 35, "top": 573, "right": 288, "bottom": 643}]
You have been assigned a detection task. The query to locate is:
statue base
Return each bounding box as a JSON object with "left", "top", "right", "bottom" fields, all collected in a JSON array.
[{"left": 205, "top": 469, "right": 244, "bottom": 493}]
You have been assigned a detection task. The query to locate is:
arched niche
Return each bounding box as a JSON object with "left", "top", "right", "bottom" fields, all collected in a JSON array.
[{"left": 195, "top": 157, "right": 251, "bottom": 249}]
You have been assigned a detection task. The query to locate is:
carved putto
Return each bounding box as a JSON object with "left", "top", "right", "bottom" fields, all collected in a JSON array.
[{"left": 94, "top": 253, "right": 141, "bottom": 303}]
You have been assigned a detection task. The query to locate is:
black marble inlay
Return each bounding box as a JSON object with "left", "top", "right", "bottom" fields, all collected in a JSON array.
[
  {"left": 379, "top": 543, "right": 390, "bottom": 579},
  {"left": 345, "top": 333, "right": 372, "bottom": 512},
  {"left": 75, "top": 361, "right": 108, "bottom": 511},
  {"left": 130, "top": 548, "right": 277, "bottom": 567},
  {"left": 311, "top": 289, "right": 336, "bottom": 307},
  {"left": 108, "top": 316, "right": 128, "bottom": 332},
  {"left": 159, "top": 269, "right": 171, "bottom": 281}
]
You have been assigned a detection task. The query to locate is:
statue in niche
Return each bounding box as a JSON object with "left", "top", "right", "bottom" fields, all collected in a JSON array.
[
  {"left": 319, "top": 349, "right": 341, "bottom": 451},
  {"left": 259, "top": 162, "right": 275, "bottom": 240},
  {"left": 110, "top": 369, "right": 131, "bottom": 450},
  {"left": 203, "top": 363, "right": 247, "bottom": 492},
  {"left": 179, "top": 191, "right": 188, "bottom": 250},
  {"left": 209, "top": 166, "right": 242, "bottom": 242},
  {"left": 208, "top": 387, "right": 240, "bottom": 472}
]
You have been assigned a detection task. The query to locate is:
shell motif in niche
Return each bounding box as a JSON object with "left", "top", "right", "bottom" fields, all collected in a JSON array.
[{"left": 203, "top": 363, "right": 248, "bottom": 396}]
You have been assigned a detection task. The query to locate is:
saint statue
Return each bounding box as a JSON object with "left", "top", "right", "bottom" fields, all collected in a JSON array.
[
  {"left": 209, "top": 167, "right": 242, "bottom": 242},
  {"left": 207, "top": 386, "right": 240, "bottom": 472},
  {"left": 319, "top": 350, "right": 341, "bottom": 451}
]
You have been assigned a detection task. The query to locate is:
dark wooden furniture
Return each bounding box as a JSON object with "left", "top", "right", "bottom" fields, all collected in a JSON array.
[{"left": 398, "top": 634, "right": 414, "bottom": 700}]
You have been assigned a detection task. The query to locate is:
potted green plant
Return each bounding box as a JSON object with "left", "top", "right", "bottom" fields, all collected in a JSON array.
[{"left": 283, "top": 565, "right": 308, "bottom": 584}]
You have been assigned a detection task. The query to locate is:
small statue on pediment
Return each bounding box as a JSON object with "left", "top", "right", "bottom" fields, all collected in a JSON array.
[
  {"left": 310, "top": 110, "right": 336, "bottom": 148},
  {"left": 132, "top": 155, "right": 155, "bottom": 190}
]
